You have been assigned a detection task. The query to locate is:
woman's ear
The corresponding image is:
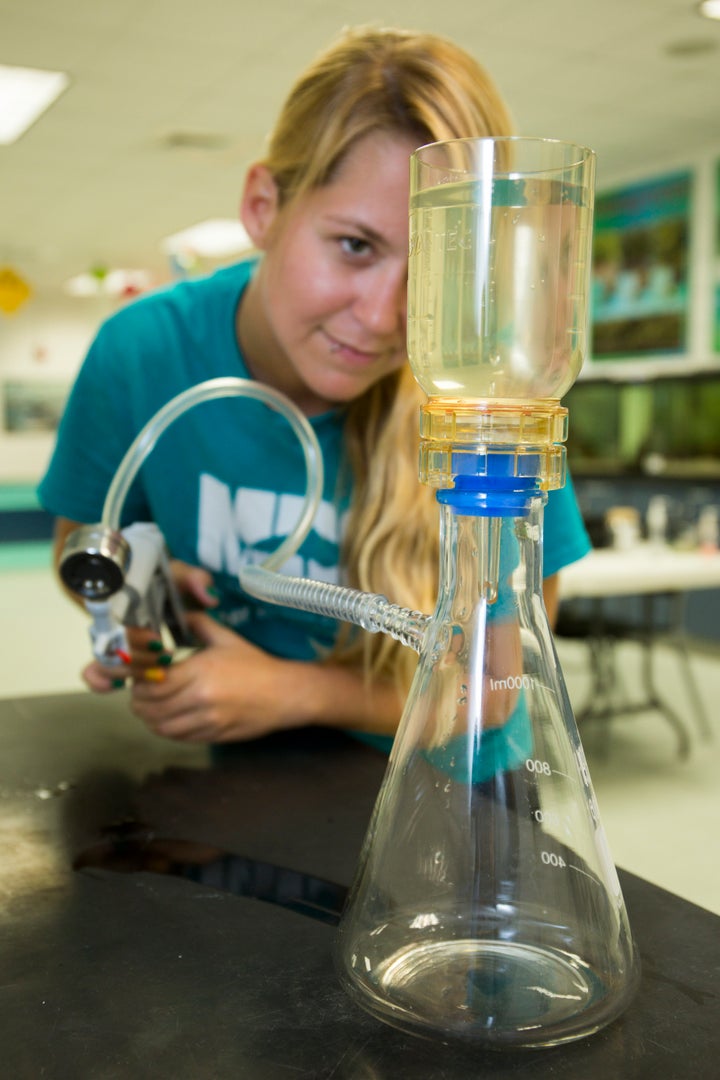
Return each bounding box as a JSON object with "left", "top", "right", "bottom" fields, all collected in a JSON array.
[{"left": 240, "top": 164, "right": 280, "bottom": 250}]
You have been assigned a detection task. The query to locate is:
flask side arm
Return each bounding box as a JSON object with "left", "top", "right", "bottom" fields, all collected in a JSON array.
[{"left": 239, "top": 566, "right": 430, "bottom": 653}]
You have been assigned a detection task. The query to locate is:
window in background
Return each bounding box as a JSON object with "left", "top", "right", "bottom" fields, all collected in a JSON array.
[
  {"left": 566, "top": 375, "right": 720, "bottom": 477},
  {"left": 714, "top": 160, "right": 720, "bottom": 354},
  {"left": 564, "top": 380, "right": 622, "bottom": 472},
  {"left": 653, "top": 377, "right": 720, "bottom": 464}
]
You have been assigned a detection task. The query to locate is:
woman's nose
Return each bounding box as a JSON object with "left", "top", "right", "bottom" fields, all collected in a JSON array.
[{"left": 354, "top": 264, "right": 407, "bottom": 336}]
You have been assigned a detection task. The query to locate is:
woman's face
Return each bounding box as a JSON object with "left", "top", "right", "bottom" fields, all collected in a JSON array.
[{"left": 241, "top": 131, "right": 416, "bottom": 415}]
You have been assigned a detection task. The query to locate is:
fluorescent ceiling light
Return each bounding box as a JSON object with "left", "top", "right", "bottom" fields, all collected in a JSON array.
[
  {"left": 161, "top": 219, "right": 253, "bottom": 258},
  {"left": 0, "top": 63, "right": 70, "bottom": 145},
  {"left": 698, "top": 0, "right": 720, "bottom": 19}
]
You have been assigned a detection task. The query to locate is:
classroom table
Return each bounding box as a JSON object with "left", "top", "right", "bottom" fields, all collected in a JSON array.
[
  {"left": 558, "top": 544, "right": 720, "bottom": 753},
  {"left": 1, "top": 690, "right": 718, "bottom": 1078}
]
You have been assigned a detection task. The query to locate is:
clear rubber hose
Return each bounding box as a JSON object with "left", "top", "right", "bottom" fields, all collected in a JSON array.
[
  {"left": 101, "top": 377, "right": 324, "bottom": 572},
  {"left": 100, "top": 374, "right": 429, "bottom": 650}
]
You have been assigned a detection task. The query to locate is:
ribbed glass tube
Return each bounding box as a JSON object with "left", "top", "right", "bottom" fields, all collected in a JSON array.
[{"left": 238, "top": 566, "right": 430, "bottom": 652}]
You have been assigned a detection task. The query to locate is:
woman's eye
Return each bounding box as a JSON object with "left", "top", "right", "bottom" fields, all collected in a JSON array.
[{"left": 340, "top": 236, "right": 372, "bottom": 257}]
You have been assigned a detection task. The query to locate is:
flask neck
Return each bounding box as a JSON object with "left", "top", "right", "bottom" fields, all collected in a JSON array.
[{"left": 436, "top": 491, "right": 546, "bottom": 614}]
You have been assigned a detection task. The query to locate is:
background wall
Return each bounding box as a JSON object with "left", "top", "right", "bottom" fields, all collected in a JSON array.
[{"left": 0, "top": 296, "right": 110, "bottom": 481}]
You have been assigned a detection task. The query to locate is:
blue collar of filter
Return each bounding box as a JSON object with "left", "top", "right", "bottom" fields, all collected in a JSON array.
[{"left": 436, "top": 469, "right": 546, "bottom": 517}]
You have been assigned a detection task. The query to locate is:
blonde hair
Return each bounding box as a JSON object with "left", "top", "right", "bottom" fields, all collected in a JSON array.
[{"left": 262, "top": 26, "right": 515, "bottom": 688}]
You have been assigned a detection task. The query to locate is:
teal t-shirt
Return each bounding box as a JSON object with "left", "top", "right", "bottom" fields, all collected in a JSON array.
[{"left": 38, "top": 260, "right": 350, "bottom": 659}]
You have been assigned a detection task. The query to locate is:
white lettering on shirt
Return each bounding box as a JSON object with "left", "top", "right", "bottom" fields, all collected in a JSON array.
[{"left": 197, "top": 472, "right": 343, "bottom": 583}]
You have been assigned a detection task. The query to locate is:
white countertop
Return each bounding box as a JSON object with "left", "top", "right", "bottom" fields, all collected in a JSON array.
[{"left": 559, "top": 544, "right": 720, "bottom": 599}]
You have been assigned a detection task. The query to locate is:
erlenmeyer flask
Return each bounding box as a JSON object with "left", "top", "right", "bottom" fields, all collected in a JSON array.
[
  {"left": 336, "top": 475, "right": 640, "bottom": 1048},
  {"left": 232, "top": 135, "right": 639, "bottom": 1048}
]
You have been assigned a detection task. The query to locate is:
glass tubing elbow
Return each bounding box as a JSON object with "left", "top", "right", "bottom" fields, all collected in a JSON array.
[{"left": 103, "top": 376, "right": 430, "bottom": 653}]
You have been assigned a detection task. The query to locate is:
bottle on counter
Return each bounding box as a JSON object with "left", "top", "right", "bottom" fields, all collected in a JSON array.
[
  {"left": 646, "top": 495, "right": 669, "bottom": 547},
  {"left": 698, "top": 505, "right": 719, "bottom": 553}
]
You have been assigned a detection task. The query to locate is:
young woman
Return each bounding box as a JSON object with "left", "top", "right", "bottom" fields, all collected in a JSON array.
[{"left": 38, "top": 25, "right": 590, "bottom": 746}]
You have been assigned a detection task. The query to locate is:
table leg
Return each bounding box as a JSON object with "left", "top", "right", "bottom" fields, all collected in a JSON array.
[
  {"left": 638, "top": 596, "right": 691, "bottom": 759},
  {"left": 569, "top": 596, "right": 695, "bottom": 759}
]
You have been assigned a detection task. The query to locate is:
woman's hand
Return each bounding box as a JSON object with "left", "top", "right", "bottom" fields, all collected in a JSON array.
[
  {"left": 80, "top": 555, "right": 404, "bottom": 741},
  {"left": 128, "top": 612, "right": 302, "bottom": 743},
  {"left": 167, "top": 559, "right": 219, "bottom": 611},
  {"left": 80, "top": 559, "right": 219, "bottom": 694}
]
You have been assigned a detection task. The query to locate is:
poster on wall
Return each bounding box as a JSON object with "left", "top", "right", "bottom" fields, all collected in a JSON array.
[
  {"left": 2, "top": 380, "right": 69, "bottom": 434},
  {"left": 591, "top": 171, "right": 692, "bottom": 360}
]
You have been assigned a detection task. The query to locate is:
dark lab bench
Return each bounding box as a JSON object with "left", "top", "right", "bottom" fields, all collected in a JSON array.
[{"left": 1, "top": 691, "right": 717, "bottom": 1079}]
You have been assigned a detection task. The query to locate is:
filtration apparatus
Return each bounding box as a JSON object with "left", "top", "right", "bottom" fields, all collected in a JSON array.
[{"left": 61, "top": 137, "right": 639, "bottom": 1048}]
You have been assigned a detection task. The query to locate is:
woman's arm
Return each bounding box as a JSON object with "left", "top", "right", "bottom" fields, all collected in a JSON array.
[
  {"left": 130, "top": 571, "right": 561, "bottom": 746},
  {"left": 129, "top": 610, "right": 404, "bottom": 743},
  {"left": 52, "top": 517, "right": 562, "bottom": 742},
  {"left": 543, "top": 572, "right": 560, "bottom": 629}
]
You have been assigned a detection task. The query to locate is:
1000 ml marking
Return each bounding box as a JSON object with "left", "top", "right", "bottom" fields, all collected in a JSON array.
[{"left": 489, "top": 674, "right": 537, "bottom": 691}]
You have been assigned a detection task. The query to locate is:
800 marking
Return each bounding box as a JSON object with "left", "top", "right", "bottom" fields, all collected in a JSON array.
[{"left": 525, "top": 758, "right": 552, "bottom": 776}]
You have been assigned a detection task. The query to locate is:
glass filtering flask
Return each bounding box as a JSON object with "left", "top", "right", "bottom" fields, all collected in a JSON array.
[
  {"left": 336, "top": 477, "right": 640, "bottom": 1047},
  {"left": 335, "top": 137, "right": 640, "bottom": 1048}
]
